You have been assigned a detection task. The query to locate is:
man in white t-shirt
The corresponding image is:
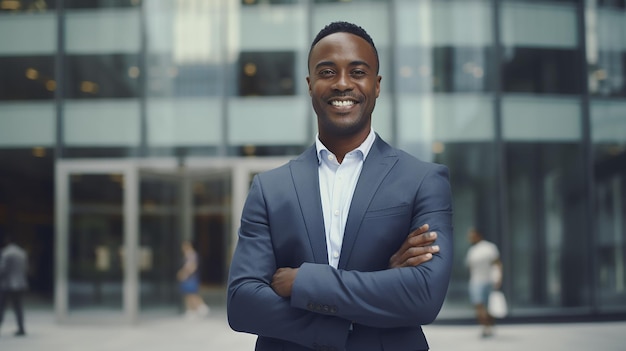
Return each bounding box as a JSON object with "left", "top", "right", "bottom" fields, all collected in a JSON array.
[{"left": 465, "top": 228, "right": 502, "bottom": 338}]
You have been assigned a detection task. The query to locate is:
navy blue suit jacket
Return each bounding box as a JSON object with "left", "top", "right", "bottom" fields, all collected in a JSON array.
[{"left": 227, "top": 135, "right": 453, "bottom": 351}]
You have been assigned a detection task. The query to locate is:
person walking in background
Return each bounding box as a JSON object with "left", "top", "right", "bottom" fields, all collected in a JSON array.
[
  {"left": 177, "top": 240, "right": 209, "bottom": 320},
  {"left": 0, "top": 234, "right": 28, "bottom": 337},
  {"left": 465, "top": 227, "right": 503, "bottom": 338},
  {"left": 227, "top": 21, "right": 453, "bottom": 351}
]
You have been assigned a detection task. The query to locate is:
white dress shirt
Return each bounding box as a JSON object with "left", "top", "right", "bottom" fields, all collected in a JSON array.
[{"left": 315, "top": 129, "right": 376, "bottom": 268}]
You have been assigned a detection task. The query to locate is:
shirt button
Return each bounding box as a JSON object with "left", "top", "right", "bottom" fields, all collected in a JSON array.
[
  {"left": 333, "top": 209, "right": 339, "bottom": 216},
  {"left": 327, "top": 154, "right": 334, "bottom": 161},
  {"left": 333, "top": 251, "right": 339, "bottom": 258}
]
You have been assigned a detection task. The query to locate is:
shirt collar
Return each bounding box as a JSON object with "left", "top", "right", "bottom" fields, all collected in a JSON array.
[{"left": 315, "top": 129, "right": 376, "bottom": 164}]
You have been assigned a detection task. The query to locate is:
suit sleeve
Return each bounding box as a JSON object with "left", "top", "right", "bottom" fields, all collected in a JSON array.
[
  {"left": 227, "top": 175, "right": 351, "bottom": 349},
  {"left": 291, "top": 165, "right": 453, "bottom": 328}
]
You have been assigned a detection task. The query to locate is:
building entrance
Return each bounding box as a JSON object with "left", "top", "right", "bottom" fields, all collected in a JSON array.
[{"left": 54, "top": 157, "right": 289, "bottom": 323}]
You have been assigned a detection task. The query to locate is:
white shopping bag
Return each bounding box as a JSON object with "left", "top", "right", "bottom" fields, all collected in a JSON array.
[{"left": 488, "top": 290, "right": 508, "bottom": 318}]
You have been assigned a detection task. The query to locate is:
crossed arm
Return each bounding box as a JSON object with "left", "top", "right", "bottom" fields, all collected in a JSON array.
[{"left": 271, "top": 224, "right": 440, "bottom": 297}]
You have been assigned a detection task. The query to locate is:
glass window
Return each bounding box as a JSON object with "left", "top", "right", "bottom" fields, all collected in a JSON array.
[
  {"left": 395, "top": 47, "right": 493, "bottom": 93},
  {"left": 590, "top": 51, "right": 626, "bottom": 97},
  {"left": 64, "top": 0, "right": 141, "bottom": 9},
  {"left": 591, "top": 101, "right": 626, "bottom": 310},
  {"left": 64, "top": 54, "right": 141, "bottom": 99},
  {"left": 0, "top": 56, "right": 55, "bottom": 100},
  {"left": 0, "top": 0, "right": 55, "bottom": 12},
  {"left": 242, "top": 0, "right": 298, "bottom": 5},
  {"left": 505, "top": 142, "right": 590, "bottom": 308},
  {"left": 314, "top": 0, "right": 386, "bottom": 3},
  {"left": 147, "top": 55, "right": 224, "bottom": 98},
  {"left": 434, "top": 142, "right": 499, "bottom": 311},
  {"left": 143, "top": 0, "right": 227, "bottom": 157},
  {"left": 587, "top": 0, "right": 626, "bottom": 310},
  {"left": 0, "top": 148, "right": 55, "bottom": 297},
  {"left": 0, "top": 102, "right": 56, "bottom": 147},
  {"left": 597, "top": 0, "right": 626, "bottom": 7},
  {"left": 237, "top": 51, "right": 296, "bottom": 96},
  {"left": 587, "top": 6, "right": 626, "bottom": 97},
  {"left": 502, "top": 0, "right": 578, "bottom": 2},
  {"left": 502, "top": 48, "right": 583, "bottom": 94}
]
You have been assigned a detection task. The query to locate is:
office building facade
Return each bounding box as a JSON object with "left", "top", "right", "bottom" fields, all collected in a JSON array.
[{"left": 0, "top": 0, "right": 624, "bottom": 322}]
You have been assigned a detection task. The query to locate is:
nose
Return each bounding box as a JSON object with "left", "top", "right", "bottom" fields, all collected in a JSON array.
[{"left": 331, "top": 71, "right": 353, "bottom": 91}]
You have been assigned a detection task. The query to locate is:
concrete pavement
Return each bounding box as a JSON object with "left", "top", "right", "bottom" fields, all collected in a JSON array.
[{"left": 0, "top": 306, "right": 624, "bottom": 350}]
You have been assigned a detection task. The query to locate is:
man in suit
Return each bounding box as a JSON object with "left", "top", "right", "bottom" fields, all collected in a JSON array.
[
  {"left": 227, "top": 21, "right": 453, "bottom": 351},
  {"left": 0, "top": 234, "right": 28, "bottom": 337}
]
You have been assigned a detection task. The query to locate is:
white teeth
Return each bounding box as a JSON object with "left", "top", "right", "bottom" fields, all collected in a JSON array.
[{"left": 331, "top": 100, "right": 355, "bottom": 107}]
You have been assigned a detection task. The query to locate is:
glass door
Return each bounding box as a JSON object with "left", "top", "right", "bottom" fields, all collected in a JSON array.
[
  {"left": 68, "top": 173, "right": 124, "bottom": 312},
  {"left": 56, "top": 161, "right": 139, "bottom": 322},
  {"left": 139, "top": 170, "right": 182, "bottom": 313},
  {"left": 190, "top": 170, "right": 232, "bottom": 291}
]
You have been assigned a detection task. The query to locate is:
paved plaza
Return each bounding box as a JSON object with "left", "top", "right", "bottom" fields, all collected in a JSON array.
[{"left": 0, "top": 306, "right": 624, "bottom": 351}]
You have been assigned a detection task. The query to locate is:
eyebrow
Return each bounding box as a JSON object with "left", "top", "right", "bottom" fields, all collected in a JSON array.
[{"left": 314, "top": 60, "right": 372, "bottom": 71}]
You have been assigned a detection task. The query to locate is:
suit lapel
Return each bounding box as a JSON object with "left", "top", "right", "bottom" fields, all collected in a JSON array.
[
  {"left": 338, "top": 137, "right": 398, "bottom": 269},
  {"left": 290, "top": 146, "right": 329, "bottom": 264}
]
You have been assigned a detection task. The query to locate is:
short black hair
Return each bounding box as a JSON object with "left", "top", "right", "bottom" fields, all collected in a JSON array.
[{"left": 308, "top": 21, "right": 379, "bottom": 73}]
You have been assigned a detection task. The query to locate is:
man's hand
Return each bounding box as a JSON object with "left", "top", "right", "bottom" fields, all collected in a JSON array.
[
  {"left": 271, "top": 267, "right": 299, "bottom": 298},
  {"left": 389, "top": 224, "right": 439, "bottom": 268}
]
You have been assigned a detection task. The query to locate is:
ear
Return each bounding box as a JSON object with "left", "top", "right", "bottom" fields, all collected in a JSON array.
[
  {"left": 306, "top": 76, "right": 312, "bottom": 96},
  {"left": 375, "top": 75, "right": 381, "bottom": 98}
]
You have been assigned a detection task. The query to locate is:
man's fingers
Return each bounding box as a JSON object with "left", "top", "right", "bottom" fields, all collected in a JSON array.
[
  {"left": 408, "top": 231, "right": 437, "bottom": 247},
  {"left": 408, "top": 224, "right": 429, "bottom": 238},
  {"left": 397, "top": 245, "right": 440, "bottom": 267},
  {"left": 399, "top": 225, "right": 434, "bottom": 253},
  {"left": 388, "top": 224, "right": 439, "bottom": 268}
]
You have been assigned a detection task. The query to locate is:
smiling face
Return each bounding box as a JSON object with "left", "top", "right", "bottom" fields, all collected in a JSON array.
[{"left": 307, "top": 32, "right": 381, "bottom": 143}]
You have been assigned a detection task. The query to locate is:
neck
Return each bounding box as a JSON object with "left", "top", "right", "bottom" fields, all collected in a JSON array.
[{"left": 319, "top": 129, "right": 370, "bottom": 164}]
